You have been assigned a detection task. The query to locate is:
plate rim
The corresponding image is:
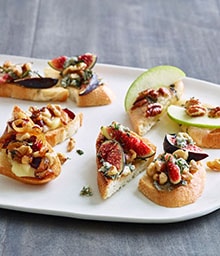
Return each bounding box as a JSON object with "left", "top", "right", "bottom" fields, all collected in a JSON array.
[{"left": 0, "top": 54, "right": 220, "bottom": 223}]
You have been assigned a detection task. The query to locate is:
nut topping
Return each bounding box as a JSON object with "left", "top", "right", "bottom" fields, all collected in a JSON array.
[
  {"left": 207, "top": 159, "right": 220, "bottom": 171},
  {"left": 29, "top": 104, "right": 75, "bottom": 131},
  {"left": 185, "top": 97, "right": 207, "bottom": 117},
  {"left": 186, "top": 105, "right": 207, "bottom": 117},
  {"left": 208, "top": 107, "right": 220, "bottom": 118},
  {"left": 146, "top": 103, "right": 163, "bottom": 117},
  {"left": 0, "top": 61, "right": 33, "bottom": 83},
  {"left": 147, "top": 151, "right": 197, "bottom": 188},
  {"left": 131, "top": 86, "right": 172, "bottom": 118},
  {"left": 67, "top": 137, "right": 75, "bottom": 152},
  {"left": 185, "top": 97, "right": 220, "bottom": 118},
  {"left": 2, "top": 132, "right": 56, "bottom": 179}
]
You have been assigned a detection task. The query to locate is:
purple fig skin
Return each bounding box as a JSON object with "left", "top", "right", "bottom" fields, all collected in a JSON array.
[
  {"left": 79, "top": 73, "right": 100, "bottom": 95},
  {"left": 15, "top": 77, "right": 58, "bottom": 88},
  {"left": 163, "top": 133, "right": 209, "bottom": 162}
]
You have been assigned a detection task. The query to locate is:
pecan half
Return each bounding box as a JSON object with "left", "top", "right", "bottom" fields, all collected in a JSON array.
[
  {"left": 185, "top": 98, "right": 207, "bottom": 117},
  {"left": 185, "top": 105, "right": 207, "bottom": 117},
  {"left": 185, "top": 97, "right": 201, "bottom": 108},
  {"left": 131, "top": 87, "right": 170, "bottom": 111},
  {"left": 146, "top": 103, "right": 163, "bottom": 117},
  {"left": 208, "top": 107, "right": 220, "bottom": 118}
]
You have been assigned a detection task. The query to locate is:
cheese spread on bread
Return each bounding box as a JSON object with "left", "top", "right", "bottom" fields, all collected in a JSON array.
[
  {"left": 139, "top": 150, "right": 206, "bottom": 207},
  {"left": 15, "top": 104, "right": 83, "bottom": 147},
  {"left": 96, "top": 121, "right": 156, "bottom": 199},
  {"left": 0, "top": 106, "right": 62, "bottom": 184},
  {"left": 128, "top": 81, "right": 184, "bottom": 136},
  {"left": 179, "top": 98, "right": 220, "bottom": 148},
  {"left": 45, "top": 54, "right": 114, "bottom": 107}
]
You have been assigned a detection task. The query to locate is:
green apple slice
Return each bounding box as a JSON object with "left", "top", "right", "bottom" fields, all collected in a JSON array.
[
  {"left": 124, "top": 65, "right": 186, "bottom": 111},
  {"left": 167, "top": 105, "right": 220, "bottom": 128}
]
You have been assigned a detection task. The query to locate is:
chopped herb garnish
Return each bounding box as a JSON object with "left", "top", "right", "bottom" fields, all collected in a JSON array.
[
  {"left": 76, "top": 149, "right": 84, "bottom": 155},
  {"left": 80, "top": 186, "right": 93, "bottom": 197}
]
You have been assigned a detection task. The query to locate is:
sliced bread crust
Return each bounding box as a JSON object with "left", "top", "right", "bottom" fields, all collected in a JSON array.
[
  {"left": 181, "top": 126, "right": 220, "bottom": 149},
  {"left": 98, "top": 155, "right": 155, "bottom": 200},
  {"left": 68, "top": 84, "right": 114, "bottom": 107},
  {"left": 96, "top": 131, "right": 156, "bottom": 199},
  {"left": 0, "top": 108, "right": 61, "bottom": 184},
  {"left": 0, "top": 82, "right": 69, "bottom": 102},
  {"left": 138, "top": 161, "right": 206, "bottom": 207}
]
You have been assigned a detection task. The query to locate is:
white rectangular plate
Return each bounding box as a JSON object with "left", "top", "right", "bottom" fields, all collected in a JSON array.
[{"left": 0, "top": 55, "right": 219, "bottom": 223}]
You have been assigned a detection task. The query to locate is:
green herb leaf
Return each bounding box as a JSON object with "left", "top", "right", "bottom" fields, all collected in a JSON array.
[
  {"left": 80, "top": 186, "right": 93, "bottom": 197},
  {"left": 76, "top": 149, "right": 84, "bottom": 155}
]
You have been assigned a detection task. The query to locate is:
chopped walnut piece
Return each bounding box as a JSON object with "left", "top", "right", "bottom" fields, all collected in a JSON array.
[
  {"left": 189, "top": 160, "right": 199, "bottom": 174},
  {"left": 207, "top": 159, "right": 220, "bottom": 171},
  {"left": 158, "top": 172, "right": 168, "bottom": 185},
  {"left": 67, "top": 137, "right": 76, "bottom": 152},
  {"left": 57, "top": 152, "right": 68, "bottom": 165},
  {"left": 126, "top": 149, "right": 137, "bottom": 164}
]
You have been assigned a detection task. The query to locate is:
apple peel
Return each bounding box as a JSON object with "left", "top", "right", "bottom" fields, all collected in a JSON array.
[{"left": 167, "top": 105, "right": 220, "bottom": 128}]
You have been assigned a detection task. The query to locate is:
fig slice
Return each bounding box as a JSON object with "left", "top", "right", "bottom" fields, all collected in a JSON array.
[
  {"left": 78, "top": 53, "right": 97, "bottom": 69},
  {"left": 97, "top": 140, "right": 125, "bottom": 176},
  {"left": 14, "top": 77, "right": 58, "bottom": 88},
  {"left": 48, "top": 53, "right": 97, "bottom": 72},
  {"left": 101, "top": 121, "right": 155, "bottom": 159},
  {"left": 79, "top": 73, "right": 100, "bottom": 95},
  {"left": 167, "top": 160, "right": 182, "bottom": 184},
  {"left": 163, "top": 133, "right": 208, "bottom": 162}
]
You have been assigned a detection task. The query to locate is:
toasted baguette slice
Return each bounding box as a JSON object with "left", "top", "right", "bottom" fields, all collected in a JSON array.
[
  {"left": 44, "top": 67, "right": 114, "bottom": 107},
  {"left": 173, "top": 97, "right": 220, "bottom": 148},
  {"left": 0, "top": 82, "right": 69, "bottom": 102},
  {"left": 0, "top": 60, "right": 69, "bottom": 102},
  {"left": 181, "top": 126, "right": 220, "bottom": 149},
  {"left": 27, "top": 104, "right": 83, "bottom": 147},
  {"left": 96, "top": 122, "right": 156, "bottom": 199},
  {"left": 97, "top": 149, "right": 155, "bottom": 200},
  {"left": 0, "top": 107, "right": 61, "bottom": 184},
  {"left": 128, "top": 81, "right": 184, "bottom": 136},
  {"left": 68, "top": 85, "right": 114, "bottom": 107},
  {"left": 138, "top": 152, "right": 206, "bottom": 207}
]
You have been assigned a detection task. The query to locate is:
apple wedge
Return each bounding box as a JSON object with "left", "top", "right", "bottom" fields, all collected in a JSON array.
[
  {"left": 167, "top": 105, "right": 220, "bottom": 128},
  {"left": 124, "top": 65, "right": 185, "bottom": 135},
  {"left": 124, "top": 65, "right": 186, "bottom": 111}
]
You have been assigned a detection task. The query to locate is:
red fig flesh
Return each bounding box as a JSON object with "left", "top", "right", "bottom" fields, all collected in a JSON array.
[{"left": 163, "top": 133, "right": 208, "bottom": 162}]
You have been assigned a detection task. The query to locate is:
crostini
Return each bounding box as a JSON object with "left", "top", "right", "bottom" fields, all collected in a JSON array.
[
  {"left": 138, "top": 150, "right": 206, "bottom": 207},
  {"left": 28, "top": 104, "right": 83, "bottom": 147},
  {"left": 0, "top": 106, "right": 62, "bottom": 184},
  {"left": 167, "top": 97, "right": 220, "bottom": 148},
  {"left": 96, "top": 121, "right": 156, "bottom": 199},
  {"left": 45, "top": 53, "right": 114, "bottom": 107},
  {"left": 0, "top": 60, "right": 69, "bottom": 102},
  {"left": 124, "top": 65, "right": 185, "bottom": 136}
]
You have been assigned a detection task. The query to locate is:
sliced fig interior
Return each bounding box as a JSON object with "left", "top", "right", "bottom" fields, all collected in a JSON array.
[
  {"left": 163, "top": 133, "right": 208, "bottom": 162},
  {"left": 97, "top": 140, "right": 125, "bottom": 176},
  {"left": 101, "top": 122, "right": 155, "bottom": 159}
]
